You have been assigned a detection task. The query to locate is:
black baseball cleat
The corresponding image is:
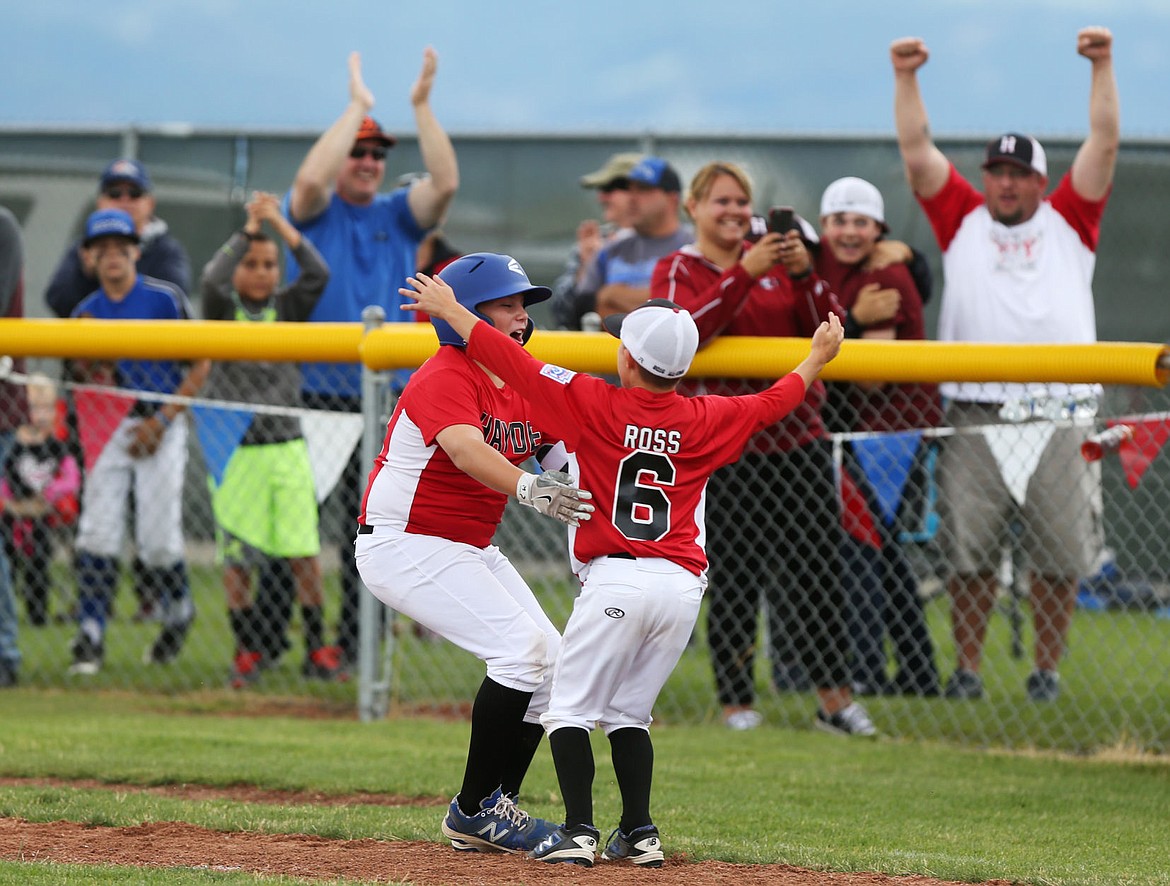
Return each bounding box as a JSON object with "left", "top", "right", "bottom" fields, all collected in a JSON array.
[
  {"left": 528, "top": 823, "right": 599, "bottom": 866},
  {"left": 601, "top": 824, "right": 664, "bottom": 867}
]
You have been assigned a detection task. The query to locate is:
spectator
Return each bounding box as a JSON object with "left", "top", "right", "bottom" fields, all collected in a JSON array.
[
  {"left": 46, "top": 158, "right": 192, "bottom": 317},
  {"left": 582, "top": 156, "right": 693, "bottom": 321},
  {"left": 890, "top": 28, "right": 1118, "bottom": 702},
  {"left": 200, "top": 191, "right": 345, "bottom": 688},
  {"left": 0, "top": 204, "right": 26, "bottom": 688},
  {"left": 66, "top": 209, "right": 210, "bottom": 675},
  {"left": 549, "top": 152, "right": 641, "bottom": 330},
  {"left": 815, "top": 176, "right": 943, "bottom": 697},
  {"left": 402, "top": 277, "right": 843, "bottom": 868},
  {"left": 285, "top": 48, "right": 458, "bottom": 667},
  {"left": 355, "top": 254, "right": 592, "bottom": 855},
  {"left": 45, "top": 157, "right": 191, "bottom": 625},
  {"left": 651, "top": 161, "right": 875, "bottom": 736},
  {"left": 1, "top": 374, "right": 80, "bottom": 627}
]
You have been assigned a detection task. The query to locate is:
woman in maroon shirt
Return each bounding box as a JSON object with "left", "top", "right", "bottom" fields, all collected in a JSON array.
[{"left": 651, "top": 162, "right": 874, "bottom": 737}]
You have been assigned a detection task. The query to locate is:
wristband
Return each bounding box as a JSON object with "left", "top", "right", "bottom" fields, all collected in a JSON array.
[{"left": 154, "top": 411, "right": 171, "bottom": 428}]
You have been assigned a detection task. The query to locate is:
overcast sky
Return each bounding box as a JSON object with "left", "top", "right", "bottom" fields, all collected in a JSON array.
[{"left": 3, "top": 0, "right": 1168, "bottom": 139}]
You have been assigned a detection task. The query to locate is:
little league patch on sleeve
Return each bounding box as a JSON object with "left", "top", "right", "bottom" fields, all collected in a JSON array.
[{"left": 540, "top": 364, "right": 576, "bottom": 385}]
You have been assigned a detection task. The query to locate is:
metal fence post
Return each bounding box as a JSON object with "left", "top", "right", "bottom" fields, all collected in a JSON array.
[{"left": 358, "top": 306, "right": 388, "bottom": 722}]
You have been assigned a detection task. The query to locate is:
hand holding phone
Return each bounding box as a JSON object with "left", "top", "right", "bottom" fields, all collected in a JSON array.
[{"left": 768, "top": 205, "right": 797, "bottom": 235}]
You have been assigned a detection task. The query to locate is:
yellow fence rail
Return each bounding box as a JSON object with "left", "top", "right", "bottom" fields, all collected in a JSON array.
[{"left": 2, "top": 319, "right": 1168, "bottom": 386}]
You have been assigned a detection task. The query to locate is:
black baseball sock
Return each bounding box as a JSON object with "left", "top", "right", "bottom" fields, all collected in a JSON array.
[
  {"left": 300, "top": 604, "right": 325, "bottom": 652},
  {"left": 608, "top": 727, "right": 654, "bottom": 832},
  {"left": 458, "top": 677, "right": 532, "bottom": 816},
  {"left": 499, "top": 720, "right": 545, "bottom": 799},
  {"left": 549, "top": 726, "right": 594, "bottom": 828}
]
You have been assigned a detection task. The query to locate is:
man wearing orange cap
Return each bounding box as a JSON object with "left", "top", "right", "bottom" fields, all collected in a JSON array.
[{"left": 284, "top": 48, "right": 459, "bottom": 666}]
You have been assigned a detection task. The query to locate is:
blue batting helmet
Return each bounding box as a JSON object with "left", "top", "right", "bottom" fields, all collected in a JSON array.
[{"left": 432, "top": 253, "right": 551, "bottom": 347}]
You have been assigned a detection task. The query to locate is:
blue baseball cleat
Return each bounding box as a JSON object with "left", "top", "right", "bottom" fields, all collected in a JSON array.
[{"left": 440, "top": 788, "right": 557, "bottom": 853}]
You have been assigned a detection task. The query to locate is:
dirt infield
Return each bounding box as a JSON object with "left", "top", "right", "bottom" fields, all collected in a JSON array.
[
  {"left": 0, "top": 817, "right": 1014, "bottom": 886},
  {"left": 0, "top": 779, "right": 1012, "bottom": 886}
]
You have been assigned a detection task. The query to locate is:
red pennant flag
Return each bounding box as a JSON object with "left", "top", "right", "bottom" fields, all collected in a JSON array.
[
  {"left": 839, "top": 467, "right": 882, "bottom": 549},
  {"left": 1111, "top": 417, "right": 1170, "bottom": 490},
  {"left": 73, "top": 388, "right": 136, "bottom": 472}
]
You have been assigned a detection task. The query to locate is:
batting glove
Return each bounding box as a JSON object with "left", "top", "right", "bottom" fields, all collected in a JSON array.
[{"left": 516, "top": 471, "right": 595, "bottom": 527}]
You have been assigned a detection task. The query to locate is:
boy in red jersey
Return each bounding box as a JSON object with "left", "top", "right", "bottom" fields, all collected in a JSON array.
[
  {"left": 401, "top": 270, "right": 843, "bottom": 868},
  {"left": 355, "top": 253, "right": 592, "bottom": 856}
]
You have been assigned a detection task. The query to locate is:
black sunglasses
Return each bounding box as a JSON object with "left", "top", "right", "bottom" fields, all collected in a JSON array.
[
  {"left": 103, "top": 185, "right": 145, "bottom": 200},
  {"left": 350, "top": 147, "right": 387, "bottom": 161},
  {"left": 599, "top": 179, "right": 630, "bottom": 194}
]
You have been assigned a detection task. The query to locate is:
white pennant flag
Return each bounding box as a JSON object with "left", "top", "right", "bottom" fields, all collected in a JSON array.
[
  {"left": 982, "top": 424, "right": 1055, "bottom": 506},
  {"left": 301, "top": 412, "right": 365, "bottom": 503}
]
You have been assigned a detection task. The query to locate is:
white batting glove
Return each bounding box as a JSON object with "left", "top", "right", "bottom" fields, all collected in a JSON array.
[{"left": 516, "top": 471, "right": 595, "bottom": 527}]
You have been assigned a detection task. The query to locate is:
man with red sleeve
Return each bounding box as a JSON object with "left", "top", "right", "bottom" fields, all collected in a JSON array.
[{"left": 891, "top": 27, "right": 1119, "bottom": 702}]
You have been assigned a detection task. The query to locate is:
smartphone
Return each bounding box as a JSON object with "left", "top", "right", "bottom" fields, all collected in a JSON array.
[{"left": 768, "top": 205, "right": 796, "bottom": 235}]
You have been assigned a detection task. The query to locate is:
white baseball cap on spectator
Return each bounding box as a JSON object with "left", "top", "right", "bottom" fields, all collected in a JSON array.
[{"left": 820, "top": 176, "right": 888, "bottom": 231}]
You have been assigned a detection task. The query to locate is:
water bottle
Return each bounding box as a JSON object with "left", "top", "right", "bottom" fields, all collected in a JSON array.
[{"left": 1080, "top": 424, "right": 1134, "bottom": 462}]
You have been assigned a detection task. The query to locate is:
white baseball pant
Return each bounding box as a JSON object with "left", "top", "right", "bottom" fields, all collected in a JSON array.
[{"left": 355, "top": 527, "right": 560, "bottom": 721}]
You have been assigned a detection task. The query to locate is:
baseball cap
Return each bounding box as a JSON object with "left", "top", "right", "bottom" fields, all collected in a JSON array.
[
  {"left": 579, "top": 152, "right": 643, "bottom": 189},
  {"left": 355, "top": 116, "right": 397, "bottom": 148},
  {"left": 82, "top": 208, "right": 140, "bottom": 246},
  {"left": 603, "top": 298, "right": 699, "bottom": 380},
  {"left": 99, "top": 158, "right": 151, "bottom": 192},
  {"left": 628, "top": 156, "right": 682, "bottom": 193},
  {"left": 982, "top": 132, "right": 1047, "bottom": 176},
  {"left": 820, "top": 176, "right": 887, "bottom": 230}
]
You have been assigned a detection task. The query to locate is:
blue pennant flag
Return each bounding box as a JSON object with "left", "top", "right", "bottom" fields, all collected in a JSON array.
[
  {"left": 852, "top": 431, "right": 923, "bottom": 526},
  {"left": 191, "top": 404, "right": 254, "bottom": 487}
]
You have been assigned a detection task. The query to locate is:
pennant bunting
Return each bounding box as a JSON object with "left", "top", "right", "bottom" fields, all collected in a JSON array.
[
  {"left": 73, "top": 388, "right": 135, "bottom": 472},
  {"left": 190, "top": 405, "right": 255, "bottom": 487},
  {"left": 838, "top": 466, "right": 881, "bottom": 549},
  {"left": 301, "top": 411, "right": 364, "bottom": 503},
  {"left": 852, "top": 432, "right": 923, "bottom": 527},
  {"left": 982, "top": 423, "right": 1055, "bottom": 507},
  {"left": 1112, "top": 417, "right": 1170, "bottom": 490}
]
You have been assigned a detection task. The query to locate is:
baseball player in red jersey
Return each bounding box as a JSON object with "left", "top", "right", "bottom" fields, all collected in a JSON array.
[
  {"left": 402, "top": 270, "right": 844, "bottom": 867},
  {"left": 355, "top": 253, "right": 594, "bottom": 855}
]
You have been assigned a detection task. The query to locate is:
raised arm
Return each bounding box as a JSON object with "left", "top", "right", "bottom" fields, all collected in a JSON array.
[
  {"left": 1070, "top": 26, "right": 1119, "bottom": 201},
  {"left": 288, "top": 52, "right": 373, "bottom": 223},
  {"left": 405, "top": 47, "right": 459, "bottom": 230},
  {"left": 890, "top": 37, "right": 950, "bottom": 199},
  {"left": 790, "top": 314, "right": 844, "bottom": 391}
]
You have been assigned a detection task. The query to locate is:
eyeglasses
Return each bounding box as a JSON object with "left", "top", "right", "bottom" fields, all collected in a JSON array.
[
  {"left": 102, "top": 185, "right": 145, "bottom": 200},
  {"left": 599, "top": 180, "right": 629, "bottom": 194},
  {"left": 350, "top": 147, "right": 387, "bottom": 162}
]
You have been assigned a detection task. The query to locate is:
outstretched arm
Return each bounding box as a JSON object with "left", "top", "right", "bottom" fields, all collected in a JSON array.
[
  {"left": 790, "top": 314, "right": 844, "bottom": 390},
  {"left": 289, "top": 52, "right": 374, "bottom": 223},
  {"left": 405, "top": 47, "right": 459, "bottom": 230},
  {"left": 890, "top": 37, "right": 950, "bottom": 199},
  {"left": 1070, "top": 26, "right": 1119, "bottom": 201}
]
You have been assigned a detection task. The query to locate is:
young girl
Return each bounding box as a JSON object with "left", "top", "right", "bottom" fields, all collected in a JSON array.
[{"left": 1, "top": 375, "right": 80, "bottom": 626}]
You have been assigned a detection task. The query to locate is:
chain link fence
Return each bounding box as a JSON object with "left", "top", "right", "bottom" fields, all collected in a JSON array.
[
  {"left": 2, "top": 128, "right": 1169, "bottom": 752},
  {"left": 2, "top": 351, "right": 1168, "bottom": 753}
]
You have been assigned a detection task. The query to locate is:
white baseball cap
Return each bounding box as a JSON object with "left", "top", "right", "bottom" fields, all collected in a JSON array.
[
  {"left": 603, "top": 298, "right": 699, "bottom": 380},
  {"left": 820, "top": 176, "right": 887, "bottom": 230}
]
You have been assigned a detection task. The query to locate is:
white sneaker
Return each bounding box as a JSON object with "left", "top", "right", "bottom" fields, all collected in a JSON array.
[
  {"left": 815, "top": 702, "right": 877, "bottom": 737},
  {"left": 724, "top": 708, "right": 763, "bottom": 731}
]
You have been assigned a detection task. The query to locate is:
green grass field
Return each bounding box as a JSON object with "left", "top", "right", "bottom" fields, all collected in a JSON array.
[
  {"left": 6, "top": 560, "right": 1170, "bottom": 883},
  {"left": 1, "top": 690, "right": 1168, "bottom": 885},
  {"left": 16, "top": 562, "right": 1170, "bottom": 754}
]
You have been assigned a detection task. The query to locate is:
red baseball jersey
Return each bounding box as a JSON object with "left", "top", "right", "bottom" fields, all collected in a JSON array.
[
  {"left": 650, "top": 243, "right": 843, "bottom": 455},
  {"left": 466, "top": 321, "right": 808, "bottom": 576},
  {"left": 358, "top": 345, "right": 547, "bottom": 548}
]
